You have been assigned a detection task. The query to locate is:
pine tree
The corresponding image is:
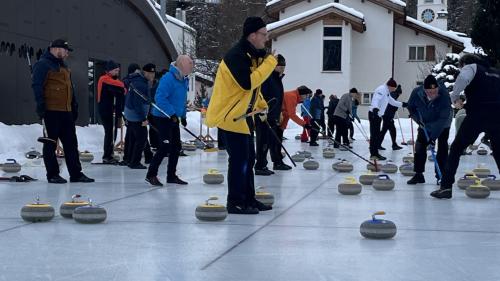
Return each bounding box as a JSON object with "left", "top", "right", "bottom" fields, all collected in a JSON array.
[
  {"left": 431, "top": 53, "right": 461, "bottom": 92},
  {"left": 471, "top": 0, "right": 500, "bottom": 66}
]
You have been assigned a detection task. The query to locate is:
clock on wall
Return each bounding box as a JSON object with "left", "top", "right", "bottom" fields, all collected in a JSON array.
[{"left": 421, "top": 9, "right": 435, "bottom": 23}]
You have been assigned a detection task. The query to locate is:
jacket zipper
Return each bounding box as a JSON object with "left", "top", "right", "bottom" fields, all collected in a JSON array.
[{"left": 224, "top": 99, "right": 241, "bottom": 121}]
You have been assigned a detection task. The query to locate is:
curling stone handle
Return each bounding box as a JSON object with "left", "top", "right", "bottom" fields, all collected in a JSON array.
[
  {"left": 6, "top": 159, "right": 17, "bottom": 164},
  {"left": 372, "top": 211, "right": 386, "bottom": 220},
  {"left": 378, "top": 174, "right": 390, "bottom": 180},
  {"left": 487, "top": 175, "right": 496, "bottom": 180},
  {"left": 207, "top": 169, "right": 219, "bottom": 174},
  {"left": 206, "top": 196, "right": 218, "bottom": 205}
]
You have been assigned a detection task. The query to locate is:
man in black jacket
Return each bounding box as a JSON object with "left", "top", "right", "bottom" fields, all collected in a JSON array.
[
  {"left": 31, "top": 39, "right": 94, "bottom": 184},
  {"left": 326, "top": 95, "right": 339, "bottom": 137},
  {"left": 255, "top": 54, "right": 290, "bottom": 175},
  {"left": 379, "top": 85, "right": 403, "bottom": 151}
]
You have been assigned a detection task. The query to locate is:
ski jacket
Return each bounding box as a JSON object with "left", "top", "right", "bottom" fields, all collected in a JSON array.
[
  {"left": 124, "top": 73, "right": 150, "bottom": 122},
  {"left": 370, "top": 84, "right": 402, "bottom": 117},
  {"left": 152, "top": 64, "right": 189, "bottom": 119},
  {"left": 281, "top": 89, "right": 305, "bottom": 129},
  {"left": 301, "top": 97, "right": 312, "bottom": 117},
  {"left": 309, "top": 95, "right": 324, "bottom": 120},
  {"left": 407, "top": 83, "right": 452, "bottom": 140},
  {"left": 333, "top": 93, "right": 352, "bottom": 120},
  {"left": 261, "top": 71, "right": 285, "bottom": 123},
  {"left": 326, "top": 98, "right": 339, "bottom": 117},
  {"left": 97, "top": 73, "right": 125, "bottom": 118},
  {"left": 206, "top": 39, "right": 276, "bottom": 134},
  {"left": 32, "top": 49, "right": 77, "bottom": 115}
]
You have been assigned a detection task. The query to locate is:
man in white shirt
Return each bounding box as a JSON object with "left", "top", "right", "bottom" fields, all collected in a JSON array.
[{"left": 368, "top": 78, "right": 408, "bottom": 160}]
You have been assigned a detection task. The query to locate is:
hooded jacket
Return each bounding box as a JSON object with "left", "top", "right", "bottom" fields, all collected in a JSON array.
[{"left": 152, "top": 64, "right": 189, "bottom": 119}]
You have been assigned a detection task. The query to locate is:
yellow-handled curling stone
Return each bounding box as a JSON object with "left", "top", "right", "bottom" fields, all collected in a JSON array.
[
  {"left": 203, "top": 169, "right": 224, "bottom": 184},
  {"left": 338, "top": 177, "right": 362, "bottom": 195},
  {"left": 255, "top": 187, "right": 274, "bottom": 207},
  {"left": 195, "top": 196, "right": 228, "bottom": 221},
  {"left": 360, "top": 211, "right": 397, "bottom": 239},
  {"left": 60, "top": 194, "right": 90, "bottom": 218},
  {"left": 465, "top": 180, "right": 490, "bottom": 199},
  {"left": 21, "top": 196, "right": 55, "bottom": 222},
  {"left": 457, "top": 174, "right": 479, "bottom": 190}
]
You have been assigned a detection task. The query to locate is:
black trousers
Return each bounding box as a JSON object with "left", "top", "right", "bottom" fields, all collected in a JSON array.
[
  {"left": 441, "top": 115, "right": 500, "bottom": 188},
  {"left": 255, "top": 119, "right": 284, "bottom": 169},
  {"left": 414, "top": 127, "right": 450, "bottom": 179},
  {"left": 43, "top": 111, "right": 82, "bottom": 179},
  {"left": 148, "top": 115, "right": 159, "bottom": 150},
  {"left": 380, "top": 117, "right": 397, "bottom": 147},
  {"left": 310, "top": 118, "right": 321, "bottom": 143},
  {"left": 369, "top": 111, "right": 382, "bottom": 156},
  {"left": 146, "top": 116, "right": 181, "bottom": 179},
  {"left": 327, "top": 115, "right": 335, "bottom": 137},
  {"left": 99, "top": 106, "right": 120, "bottom": 160},
  {"left": 127, "top": 121, "right": 148, "bottom": 166},
  {"left": 124, "top": 120, "right": 153, "bottom": 164},
  {"left": 220, "top": 129, "right": 256, "bottom": 206},
  {"left": 217, "top": 128, "right": 226, "bottom": 149},
  {"left": 333, "top": 116, "right": 349, "bottom": 145}
]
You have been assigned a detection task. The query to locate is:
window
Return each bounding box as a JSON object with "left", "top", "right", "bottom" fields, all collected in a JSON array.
[
  {"left": 323, "top": 26, "right": 342, "bottom": 71},
  {"left": 362, "top": 93, "right": 373, "bottom": 105},
  {"left": 425, "top": 0, "right": 434, "bottom": 3},
  {"left": 408, "top": 45, "right": 435, "bottom": 61}
]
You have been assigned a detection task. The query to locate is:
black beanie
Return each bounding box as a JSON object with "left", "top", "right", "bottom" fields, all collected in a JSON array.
[
  {"left": 423, "top": 75, "right": 438, "bottom": 89},
  {"left": 106, "top": 60, "right": 120, "bottom": 72},
  {"left": 242, "top": 16, "right": 266, "bottom": 38},
  {"left": 277, "top": 54, "right": 286, "bottom": 66},
  {"left": 127, "top": 63, "right": 140, "bottom": 75},
  {"left": 143, "top": 63, "right": 156, "bottom": 73},
  {"left": 297, "top": 85, "right": 312, "bottom": 96}
]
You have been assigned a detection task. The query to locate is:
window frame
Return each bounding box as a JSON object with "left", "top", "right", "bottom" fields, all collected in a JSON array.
[
  {"left": 362, "top": 92, "right": 374, "bottom": 105},
  {"left": 322, "top": 25, "right": 343, "bottom": 72},
  {"left": 408, "top": 45, "right": 426, "bottom": 61}
]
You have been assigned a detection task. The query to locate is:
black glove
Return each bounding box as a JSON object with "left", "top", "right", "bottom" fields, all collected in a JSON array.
[
  {"left": 304, "top": 123, "right": 312, "bottom": 129},
  {"left": 402, "top": 102, "right": 408, "bottom": 108},
  {"left": 373, "top": 108, "right": 380, "bottom": 115},
  {"left": 36, "top": 104, "right": 45, "bottom": 120},
  {"left": 170, "top": 114, "right": 178, "bottom": 123},
  {"left": 181, "top": 117, "right": 187, "bottom": 127}
]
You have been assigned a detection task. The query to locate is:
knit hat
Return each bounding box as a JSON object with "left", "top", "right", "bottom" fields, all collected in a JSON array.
[
  {"left": 423, "top": 75, "right": 438, "bottom": 89},
  {"left": 127, "top": 63, "right": 140, "bottom": 75},
  {"left": 50, "top": 38, "right": 73, "bottom": 51},
  {"left": 297, "top": 85, "right": 312, "bottom": 96},
  {"left": 242, "top": 16, "right": 266, "bottom": 38},
  {"left": 386, "top": 78, "right": 397, "bottom": 88},
  {"left": 143, "top": 63, "right": 156, "bottom": 73},
  {"left": 105, "top": 60, "right": 120, "bottom": 72},
  {"left": 277, "top": 54, "right": 286, "bottom": 66}
]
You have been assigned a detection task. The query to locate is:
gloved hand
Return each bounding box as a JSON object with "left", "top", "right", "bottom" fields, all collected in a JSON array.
[
  {"left": 170, "top": 114, "right": 178, "bottom": 123},
  {"left": 304, "top": 123, "right": 312, "bottom": 129},
  {"left": 258, "top": 112, "right": 267, "bottom": 122},
  {"left": 181, "top": 117, "right": 187, "bottom": 127},
  {"left": 402, "top": 102, "right": 408, "bottom": 108},
  {"left": 36, "top": 104, "right": 45, "bottom": 120}
]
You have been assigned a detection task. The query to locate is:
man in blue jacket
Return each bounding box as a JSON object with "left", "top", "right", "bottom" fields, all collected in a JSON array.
[
  {"left": 123, "top": 63, "right": 156, "bottom": 169},
  {"left": 146, "top": 55, "right": 193, "bottom": 186},
  {"left": 407, "top": 75, "right": 452, "bottom": 185}
]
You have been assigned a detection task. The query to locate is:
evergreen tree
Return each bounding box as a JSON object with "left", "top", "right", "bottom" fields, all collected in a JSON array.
[
  {"left": 431, "top": 53, "right": 461, "bottom": 92},
  {"left": 471, "top": 0, "right": 500, "bottom": 66}
]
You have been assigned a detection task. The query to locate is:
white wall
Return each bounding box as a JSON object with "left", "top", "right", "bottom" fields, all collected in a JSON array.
[
  {"left": 393, "top": 23, "right": 452, "bottom": 102},
  {"left": 272, "top": 20, "right": 352, "bottom": 96}
]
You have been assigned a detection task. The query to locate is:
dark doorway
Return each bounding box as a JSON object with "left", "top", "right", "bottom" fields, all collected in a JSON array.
[{"left": 88, "top": 58, "right": 106, "bottom": 124}]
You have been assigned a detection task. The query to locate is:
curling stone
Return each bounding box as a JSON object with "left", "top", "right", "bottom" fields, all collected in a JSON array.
[
  {"left": 1, "top": 159, "right": 21, "bottom": 173},
  {"left": 473, "top": 164, "right": 491, "bottom": 178},
  {"left": 79, "top": 151, "right": 94, "bottom": 163},
  {"left": 366, "top": 163, "right": 381, "bottom": 172},
  {"left": 297, "top": 151, "right": 312, "bottom": 158},
  {"left": 360, "top": 211, "right": 397, "bottom": 239},
  {"left": 399, "top": 162, "right": 415, "bottom": 177},
  {"left": 59, "top": 195, "right": 89, "bottom": 218},
  {"left": 323, "top": 148, "right": 335, "bottom": 159},
  {"left": 20, "top": 197, "right": 55, "bottom": 222},
  {"left": 338, "top": 177, "right": 362, "bottom": 195},
  {"left": 303, "top": 160, "right": 319, "bottom": 170},
  {"left": 465, "top": 181, "right": 490, "bottom": 199},
  {"left": 402, "top": 153, "right": 414, "bottom": 163},
  {"left": 359, "top": 171, "right": 378, "bottom": 185},
  {"left": 255, "top": 188, "right": 274, "bottom": 207},
  {"left": 295, "top": 135, "right": 301, "bottom": 140},
  {"left": 482, "top": 175, "right": 500, "bottom": 191},
  {"left": 73, "top": 199, "right": 107, "bottom": 224},
  {"left": 194, "top": 140, "right": 206, "bottom": 149},
  {"left": 332, "top": 160, "right": 353, "bottom": 173},
  {"left": 291, "top": 153, "right": 306, "bottom": 163},
  {"left": 195, "top": 196, "right": 228, "bottom": 221},
  {"left": 203, "top": 169, "right": 224, "bottom": 184},
  {"left": 182, "top": 142, "right": 197, "bottom": 151},
  {"left": 427, "top": 155, "right": 434, "bottom": 162},
  {"left": 381, "top": 161, "right": 398, "bottom": 174},
  {"left": 457, "top": 174, "right": 479, "bottom": 190},
  {"left": 372, "top": 174, "right": 395, "bottom": 191},
  {"left": 25, "top": 150, "right": 42, "bottom": 159},
  {"left": 477, "top": 147, "right": 488, "bottom": 155}
]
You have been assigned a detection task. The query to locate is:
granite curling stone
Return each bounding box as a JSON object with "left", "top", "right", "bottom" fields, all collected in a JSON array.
[
  {"left": 1, "top": 159, "right": 21, "bottom": 173},
  {"left": 21, "top": 197, "right": 55, "bottom": 222},
  {"left": 399, "top": 162, "right": 415, "bottom": 177},
  {"left": 203, "top": 169, "right": 224, "bottom": 184},
  {"left": 465, "top": 181, "right": 490, "bottom": 199},
  {"left": 338, "top": 177, "right": 362, "bottom": 195},
  {"left": 291, "top": 153, "right": 306, "bottom": 163},
  {"left": 332, "top": 160, "right": 353, "bottom": 172},
  {"left": 79, "top": 151, "right": 94, "bottom": 163},
  {"left": 473, "top": 164, "right": 491, "bottom": 178},
  {"left": 182, "top": 142, "right": 197, "bottom": 151},
  {"left": 402, "top": 153, "right": 414, "bottom": 163},
  {"left": 303, "top": 160, "right": 319, "bottom": 170},
  {"left": 255, "top": 188, "right": 274, "bottom": 207},
  {"left": 481, "top": 175, "right": 500, "bottom": 191},
  {"left": 359, "top": 171, "right": 378, "bottom": 185},
  {"left": 59, "top": 194, "right": 90, "bottom": 218},
  {"left": 372, "top": 174, "right": 395, "bottom": 191},
  {"left": 195, "top": 196, "right": 228, "bottom": 221},
  {"left": 457, "top": 174, "right": 479, "bottom": 190},
  {"left": 381, "top": 161, "right": 398, "bottom": 174},
  {"left": 297, "top": 151, "right": 312, "bottom": 158},
  {"left": 73, "top": 199, "right": 107, "bottom": 224},
  {"left": 360, "top": 211, "right": 397, "bottom": 239},
  {"left": 323, "top": 148, "right": 335, "bottom": 159}
]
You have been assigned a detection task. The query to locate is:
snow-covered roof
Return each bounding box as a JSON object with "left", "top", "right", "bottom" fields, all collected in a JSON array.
[
  {"left": 194, "top": 72, "right": 214, "bottom": 83},
  {"left": 267, "top": 3, "right": 364, "bottom": 34},
  {"left": 448, "top": 31, "right": 486, "bottom": 55},
  {"left": 267, "top": 0, "right": 405, "bottom": 10},
  {"left": 150, "top": 1, "right": 196, "bottom": 33},
  {"left": 404, "top": 16, "right": 464, "bottom": 49}
]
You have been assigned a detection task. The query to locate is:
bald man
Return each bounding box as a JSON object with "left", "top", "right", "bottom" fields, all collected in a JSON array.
[{"left": 146, "top": 55, "right": 194, "bottom": 186}]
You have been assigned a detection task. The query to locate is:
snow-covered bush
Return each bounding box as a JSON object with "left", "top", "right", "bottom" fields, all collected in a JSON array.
[{"left": 431, "top": 53, "right": 460, "bottom": 92}]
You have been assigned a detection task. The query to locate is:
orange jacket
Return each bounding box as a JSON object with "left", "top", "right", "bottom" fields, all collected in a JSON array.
[
  {"left": 281, "top": 89, "right": 305, "bottom": 129},
  {"left": 97, "top": 73, "right": 126, "bottom": 103}
]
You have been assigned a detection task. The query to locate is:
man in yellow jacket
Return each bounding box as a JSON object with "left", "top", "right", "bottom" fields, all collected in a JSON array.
[{"left": 206, "top": 16, "right": 277, "bottom": 214}]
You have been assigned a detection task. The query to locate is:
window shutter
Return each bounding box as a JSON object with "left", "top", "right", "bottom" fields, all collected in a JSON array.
[{"left": 426, "top": 45, "right": 436, "bottom": 61}]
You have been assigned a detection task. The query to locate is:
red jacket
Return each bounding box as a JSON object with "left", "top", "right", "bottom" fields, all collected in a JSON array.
[{"left": 281, "top": 89, "right": 305, "bottom": 129}]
